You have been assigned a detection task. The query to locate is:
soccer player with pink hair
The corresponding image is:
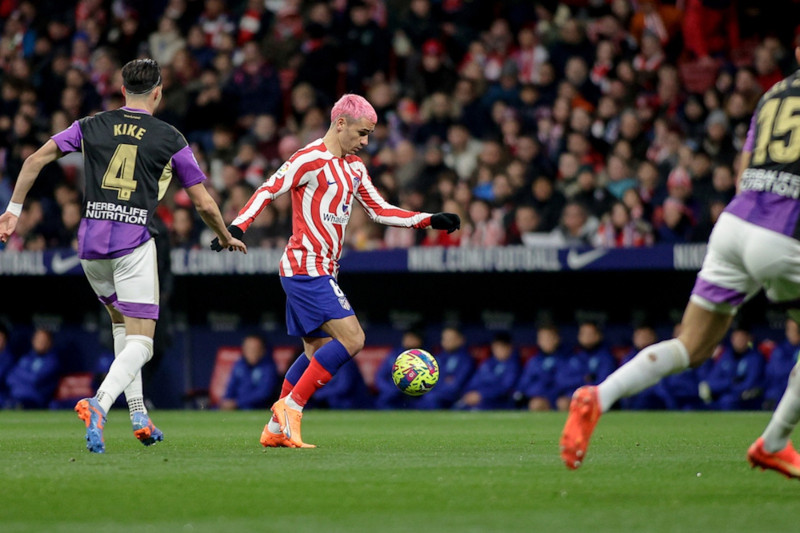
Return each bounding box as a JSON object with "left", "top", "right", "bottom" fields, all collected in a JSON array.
[{"left": 212, "top": 93, "right": 460, "bottom": 447}]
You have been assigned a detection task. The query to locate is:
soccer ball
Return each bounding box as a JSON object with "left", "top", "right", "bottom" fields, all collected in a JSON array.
[{"left": 391, "top": 349, "right": 439, "bottom": 396}]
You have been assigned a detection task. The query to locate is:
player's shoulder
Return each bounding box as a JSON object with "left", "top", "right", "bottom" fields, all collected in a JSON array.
[
  {"left": 289, "top": 139, "right": 327, "bottom": 161},
  {"left": 284, "top": 139, "right": 330, "bottom": 172},
  {"left": 344, "top": 154, "right": 368, "bottom": 174},
  {"left": 763, "top": 70, "right": 800, "bottom": 101}
]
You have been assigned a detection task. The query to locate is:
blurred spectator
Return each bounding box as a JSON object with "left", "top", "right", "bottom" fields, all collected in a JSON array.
[
  {"left": 456, "top": 331, "right": 521, "bottom": 410},
  {"left": 453, "top": 77, "right": 490, "bottom": 139},
  {"left": 629, "top": 0, "right": 682, "bottom": 52},
  {"left": 169, "top": 206, "right": 199, "bottom": 250},
  {"left": 185, "top": 25, "right": 216, "bottom": 69},
  {"left": 555, "top": 320, "right": 616, "bottom": 410},
  {"left": 506, "top": 204, "right": 541, "bottom": 246},
  {"left": 698, "top": 326, "right": 765, "bottom": 411},
  {"left": 444, "top": 122, "right": 483, "bottom": 181},
  {"left": 655, "top": 196, "right": 694, "bottom": 243},
  {"left": 414, "top": 91, "right": 456, "bottom": 147},
  {"left": 513, "top": 26, "right": 549, "bottom": 85},
  {"left": 682, "top": 0, "right": 739, "bottom": 61},
  {"left": 753, "top": 43, "right": 784, "bottom": 92},
  {"left": 416, "top": 326, "right": 475, "bottom": 410},
  {"left": 220, "top": 334, "right": 279, "bottom": 411},
  {"left": 396, "top": 0, "right": 441, "bottom": 55},
  {"left": 294, "top": 21, "right": 340, "bottom": 104},
  {"left": 702, "top": 109, "right": 736, "bottom": 166},
  {"left": 460, "top": 197, "right": 505, "bottom": 247},
  {"left": 594, "top": 201, "right": 653, "bottom": 248},
  {"left": 516, "top": 322, "right": 570, "bottom": 411},
  {"left": 408, "top": 38, "right": 458, "bottom": 102},
  {"left": 572, "top": 167, "right": 614, "bottom": 218},
  {"left": 184, "top": 68, "right": 236, "bottom": 152},
  {"left": 342, "top": 0, "right": 391, "bottom": 93},
  {"left": 227, "top": 40, "right": 281, "bottom": 127},
  {"left": 148, "top": 15, "right": 185, "bottom": 67},
  {"left": 526, "top": 176, "right": 565, "bottom": 232},
  {"left": 549, "top": 200, "right": 599, "bottom": 247},
  {"left": 50, "top": 200, "right": 80, "bottom": 249},
  {"left": 763, "top": 319, "right": 800, "bottom": 411},
  {"left": 198, "top": 0, "right": 235, "bottom": 49},
  {"left": 236, "top": 0, "right": 272, "bottom": 47},
  {"left": 5, "top": 328, "right": 59, "bottom": 409}
]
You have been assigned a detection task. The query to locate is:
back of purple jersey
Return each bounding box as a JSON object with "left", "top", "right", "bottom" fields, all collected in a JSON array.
[
  {"left": 51, "top": 107, "right": 206, "bottom": 259},
  {"left": 726, "top": 71, "right": 800, "bottom": 239}
]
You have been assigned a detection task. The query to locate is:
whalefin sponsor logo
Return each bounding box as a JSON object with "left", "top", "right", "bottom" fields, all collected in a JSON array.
[{"left": 322, "top": 209, "right": 350, "bottom": 225}]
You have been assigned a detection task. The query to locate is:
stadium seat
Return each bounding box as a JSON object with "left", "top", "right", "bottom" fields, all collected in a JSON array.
[
  {"left": 519, "top": 345, "right": 538, "bottom": 363},
  {"left": 678, "top": 58, "right": 720, "bottom": 94},
  {"left": 469, "top": 345, "right": 491, "bottom": 364},
  {"left": 207, "top": 347, "right": 242, "bottom": 408},
  {"left": 355, "top": 345, "right": 393, "bottom": 389},
  {"left": 49, "top": 372, "right": 94, "bottom": 410},
  {"left": 273, "top": 345, "right": 302, "bottom": 375}
]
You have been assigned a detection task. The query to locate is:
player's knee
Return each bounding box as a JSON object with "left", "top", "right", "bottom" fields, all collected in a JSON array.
[
  {"left": 126, "top": 335, "right": 154, "bottom": 363},
  {"left": 343, "top": 329, "right": 365, "bottom": 355}
]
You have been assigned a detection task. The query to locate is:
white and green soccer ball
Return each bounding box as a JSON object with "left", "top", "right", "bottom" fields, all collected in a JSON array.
[{"left": 391, "top": 349, "right": 439, "bottom": 396}]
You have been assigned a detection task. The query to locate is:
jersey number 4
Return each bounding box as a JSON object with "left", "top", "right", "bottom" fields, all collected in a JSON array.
[
  {"left": 102, "top": 143, "right": 139, "bottom": 200},
  {"left": 753, "top": 96, "right": 800, "bottom": 165}
]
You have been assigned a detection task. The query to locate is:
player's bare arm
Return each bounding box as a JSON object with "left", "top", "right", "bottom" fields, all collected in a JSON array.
[
  {"left": 0, "top": 139, "right": 62, "bottom": 243},
  {"left": 734, "top": 151, "right": 751, "bottom": 195},
  {"left": 185, "top": 182, "right": 247, "bottom": 253}
]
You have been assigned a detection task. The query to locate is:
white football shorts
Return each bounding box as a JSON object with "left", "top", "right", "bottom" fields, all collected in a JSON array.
[
  {"left": 80, "top": 238, "right": 160, "bottom": 319},
  {"left": 690, "top": 212, "right": 800, "bottom": 316}
]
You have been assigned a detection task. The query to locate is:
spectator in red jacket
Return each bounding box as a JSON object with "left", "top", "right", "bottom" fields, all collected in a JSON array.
[{"left": 682, "top": 0, "right": 740, "bottom": 61}]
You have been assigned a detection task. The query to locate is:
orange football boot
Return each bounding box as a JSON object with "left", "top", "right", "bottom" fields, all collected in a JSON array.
[
  {"left": 560, "top": 386, "right": 601, "bottom": 470},
  {"left": 271, "top": 397, "right": 316, "bottom": 448},
  {"left": 748, "top": 437, "right": 800, "bottom": 480},
  {"left": 260, "top": 424, "right": 299, "bottom": 448}
]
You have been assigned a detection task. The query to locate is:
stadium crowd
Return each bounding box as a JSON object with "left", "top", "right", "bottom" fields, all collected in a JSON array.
[
  {"left": 1, "top": 0, "right": 799, "bottom": 253},
  {"left": 3, "top": 1, "right": 800, "bottom": 411}
]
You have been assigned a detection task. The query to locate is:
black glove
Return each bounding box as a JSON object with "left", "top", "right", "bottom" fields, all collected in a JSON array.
[
  {"left": 210, "top": 224, "right": 244, "bottom": 252},
  {"left": 430, "top": 212, "right": 461, "bottom": 234}
]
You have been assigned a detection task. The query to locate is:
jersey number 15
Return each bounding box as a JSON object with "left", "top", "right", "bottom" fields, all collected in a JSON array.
[{"left": 753, "top": 96, "right": 800, "bottom": 165}]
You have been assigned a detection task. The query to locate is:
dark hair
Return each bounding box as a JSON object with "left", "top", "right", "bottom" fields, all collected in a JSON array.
[
  {"left": 493, "top": 331, "right": 513, "bottom": 344},
  {"left": 122, "top": 59, "right": 162, "bottom": 94}
]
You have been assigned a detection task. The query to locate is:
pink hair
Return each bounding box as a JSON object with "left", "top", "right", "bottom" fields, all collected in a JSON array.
[{"left": 330, "top": 94, "right": 378, "bottom": 124}]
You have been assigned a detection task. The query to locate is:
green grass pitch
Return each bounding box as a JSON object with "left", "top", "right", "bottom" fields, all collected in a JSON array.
[{"left": 1, "top": 409, "right": 797, "bottom": 532}]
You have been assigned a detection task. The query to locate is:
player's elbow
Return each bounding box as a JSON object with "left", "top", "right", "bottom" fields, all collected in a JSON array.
[{"left": 193, "top": 195, "right": 217, "bottom": 218}]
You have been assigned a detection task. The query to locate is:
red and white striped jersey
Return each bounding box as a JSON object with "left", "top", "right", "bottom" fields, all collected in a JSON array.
[{"left": 232, "top": 138, "right": 433, "bottom": 277}]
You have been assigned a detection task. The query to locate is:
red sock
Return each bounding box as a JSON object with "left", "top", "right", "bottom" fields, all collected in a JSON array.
[
  {"left": 290, "top": 359, "right": 333, "bottom": 407},
  {"left": 279, "top": 380, "right": 294, "bottom": 399},
  {"left": 271, "top": 380, "right": 297, "bottom": 422}
]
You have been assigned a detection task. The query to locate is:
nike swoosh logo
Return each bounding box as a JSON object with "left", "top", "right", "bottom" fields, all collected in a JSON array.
[
  {"left": 327, "top": 180, "right": 336, "bottom": 185},
  {"left": 282, "top": 408, "right": 291, "bottom": 440},
  {"left": 51, "top": 252, "right": 82, "bottom": 274},
  {"left": 566, "top": 248, "right": 607, "bottom": 270}
]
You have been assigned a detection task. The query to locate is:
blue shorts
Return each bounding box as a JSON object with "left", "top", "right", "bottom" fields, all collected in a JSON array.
[{"left": 280, "top": 275, "right": 355, "bottom": 338}]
